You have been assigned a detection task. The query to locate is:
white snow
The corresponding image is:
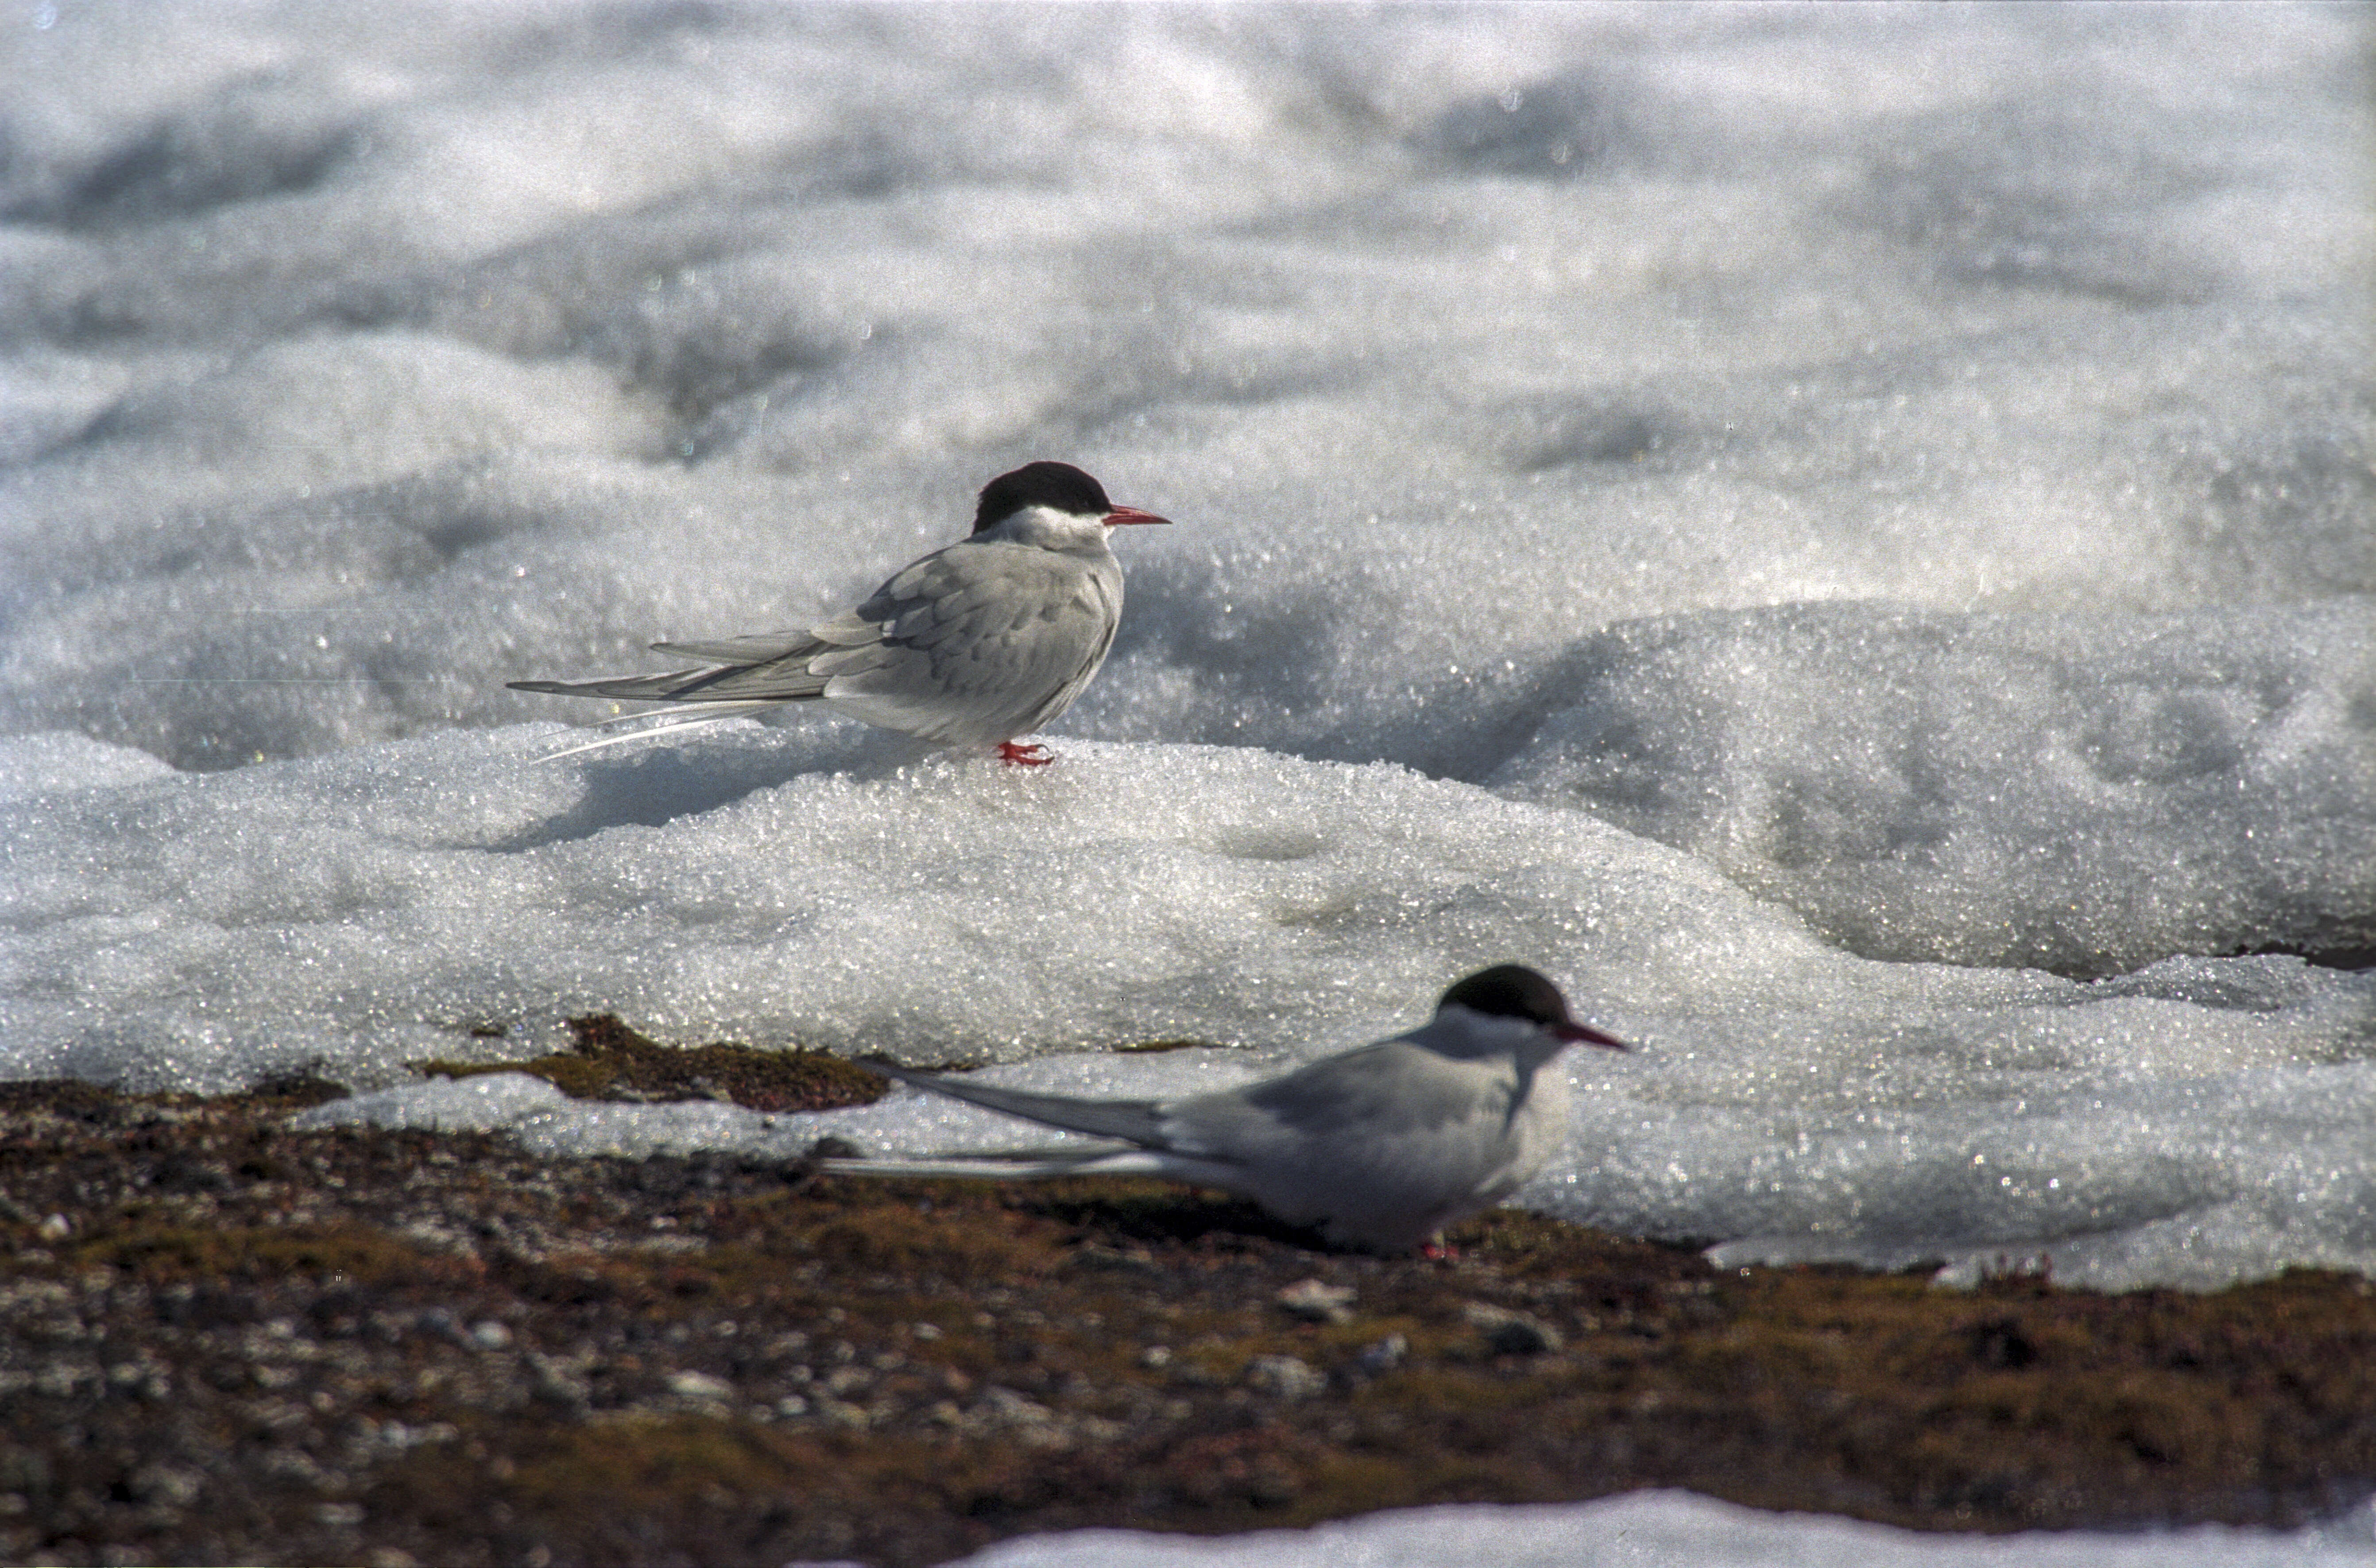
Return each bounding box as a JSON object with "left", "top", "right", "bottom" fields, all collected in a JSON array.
[
  {"left": 4, "top": 4, "right": 2372, "bottom": 1561},
  {"left": 941, "top": 1490, "right": 2376, "bottom": 1568}
]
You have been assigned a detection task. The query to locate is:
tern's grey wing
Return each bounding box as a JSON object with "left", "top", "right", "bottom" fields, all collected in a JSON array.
[
  {"left": 650, "top": 632, "right": 822, "bottom": 664},
  {"left": 509, "top": 655, "right": 832, "bottom": 703},
  {"left": 1173, "top": 1040, "right": 1511, "bottom": 1152},
  {"left": 862, "top": 1060, "right": 1176, "bottom": 1147},
  {"left": 621, "top": 645, "right": 839, "bottom": 702},
  {"left": 509, "top": 624, "right": 841, "bottom": 703},
  {"left": 806, "top": 542, "right": 1122, "bottom": 744},
  {"left": 506, "top": 553, "right": 925, "bottom": 708}
]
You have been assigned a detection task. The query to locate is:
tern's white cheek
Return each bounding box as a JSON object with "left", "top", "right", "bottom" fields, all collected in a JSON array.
[{"left": 995, "top": 506, "right": 1114, "bottom": 551}]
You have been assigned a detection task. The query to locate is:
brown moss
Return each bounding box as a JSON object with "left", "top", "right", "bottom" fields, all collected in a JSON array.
[
  {"left": 798, "top": 1200, "right": 1068, "bottom": 1279},
  {"left": 71, "top": 1220, "right": 473, "bottom": 1288},
  {"left": 0, "top": 1073, "right": 349, "bottom": 1117},
  {"left": 414, "top": 1012, "right": 888, "bottom": 1112},
  {"left": 377, "top": 1417, "right": 1049, "bottom": 1567}
]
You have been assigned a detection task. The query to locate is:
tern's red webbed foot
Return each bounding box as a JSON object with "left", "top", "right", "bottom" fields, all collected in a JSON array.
[
  {"left": 996, "top": 741, "right": 1054, "bottom": 767},
  {"left": 1420, "top": 1238, "right": 1462, "bottom": 1262}
]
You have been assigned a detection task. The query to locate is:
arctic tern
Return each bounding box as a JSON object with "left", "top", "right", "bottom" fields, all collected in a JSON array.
[
  {"left": 510, "top": 461, "right": 1169, "bottom": 765},
  {"left": 821, "top": 965, "right": 1629, "bottom": 1253}
]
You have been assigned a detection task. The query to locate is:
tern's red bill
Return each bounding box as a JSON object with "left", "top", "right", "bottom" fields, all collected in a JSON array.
[{"left": 1555, "top": 1020, "right": 1629, "bottom": 1051}]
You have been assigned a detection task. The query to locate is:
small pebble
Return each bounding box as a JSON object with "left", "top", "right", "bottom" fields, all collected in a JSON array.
[
  {"left": 1275, "top": 1277, "right": 1356, "bottom": 1324},
  {"left": 1463, "top": 1302, "right": 1562, "bottom": 1356},
  {"left": 666, "top": 1370, "right": 735, "bottom": 1402},
  {"left": 1245, "top": 1353, "right": 1327, "bottom": 1399}
]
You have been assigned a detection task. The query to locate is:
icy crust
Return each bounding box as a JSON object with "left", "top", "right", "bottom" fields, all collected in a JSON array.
[
  {"left": 950, "top": 1491, "right": 2376, "bottom": 1568},
  {"left": 1482, "top": 598, "right": 2376, "bottom": 973},
  {"left": 0, "top": 726, "right": 1795, "bottom": 1086},
  {"left": 10, "top": 722, "right": 2361, "bottom": 1289},
  {"left": 4, "top": 8, "right": 2370, "bottom": 776},
  {"left": 0, "top": 730, "right": 175, "bottom": 802}
]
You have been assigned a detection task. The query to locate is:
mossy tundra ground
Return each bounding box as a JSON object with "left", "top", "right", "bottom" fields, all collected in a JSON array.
[{"left": 1, "top": 1018, "right": 2370, "bottom": 1567}]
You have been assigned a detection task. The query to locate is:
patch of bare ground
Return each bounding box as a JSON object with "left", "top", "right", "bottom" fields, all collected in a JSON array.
[{"left": 0, "top": 1033, "right": 2370, "bottom": 1567}]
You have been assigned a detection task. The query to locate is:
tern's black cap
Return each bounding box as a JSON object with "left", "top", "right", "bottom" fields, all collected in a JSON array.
[
  {"left": 1439, "top": 965, "right": 1627, "bottom": 1049},
  {"left": 974, "top": 462, "right": 1114, "bottom": 533},
  {"left": 1437, "top": 965, "right": 1573, "bottom": 1027}
]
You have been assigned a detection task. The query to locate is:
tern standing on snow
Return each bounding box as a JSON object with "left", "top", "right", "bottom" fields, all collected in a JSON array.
[
  {"left": 510, "top": 461, "right": 1169, "bottom": 765},
  {"left": 823, "top": 965, "right": 1629, "bottom": 1253}
]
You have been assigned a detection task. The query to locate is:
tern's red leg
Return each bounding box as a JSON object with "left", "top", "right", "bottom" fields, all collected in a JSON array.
[{"left": 996, "top": 741, "right": 1054, "bottom": 767}]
